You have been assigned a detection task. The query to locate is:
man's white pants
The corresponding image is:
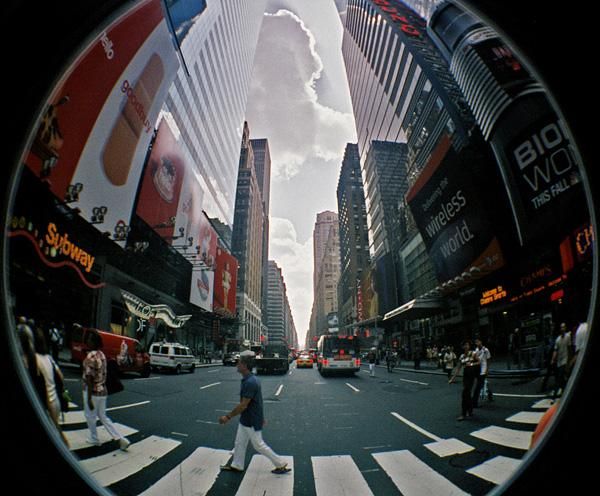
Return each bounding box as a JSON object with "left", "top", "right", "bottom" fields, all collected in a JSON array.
[
  {"left": 369, "top": 363, "right": 375, "bottom": 376},
  {"left": 230, "top": 423, "right": 285, "bottom": 470}
]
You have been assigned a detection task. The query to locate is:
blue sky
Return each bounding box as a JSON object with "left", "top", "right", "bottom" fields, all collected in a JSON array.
[{"left": 245, "top": 0, "right": 357, "bottom": 342}]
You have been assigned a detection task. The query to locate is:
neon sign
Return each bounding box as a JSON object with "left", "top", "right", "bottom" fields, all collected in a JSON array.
[{"left": 372, "top": 0, "right": 420, "bottom": 37}]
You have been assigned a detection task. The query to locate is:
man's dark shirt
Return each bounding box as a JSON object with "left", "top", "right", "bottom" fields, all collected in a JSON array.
[{"left": 239, "top": 373, "right": 264, "bottom": 431}]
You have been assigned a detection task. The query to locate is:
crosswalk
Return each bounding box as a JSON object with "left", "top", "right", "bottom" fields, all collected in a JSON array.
[{"left": 63, "top": 398, "right": 550, "bottom": 495}]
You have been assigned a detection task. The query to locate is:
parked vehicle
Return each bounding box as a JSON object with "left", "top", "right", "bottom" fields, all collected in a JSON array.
[
  {"left": 70, "top": 327, "right": 151, "bottom": 377},
  {"left": 149, "top": 342, "right": 196, "bottom": 374},
  {"left": 223, "top": 352, "right": 240, "bottom": 366}
]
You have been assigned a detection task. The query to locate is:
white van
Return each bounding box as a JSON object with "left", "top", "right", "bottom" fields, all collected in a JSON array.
[{"left": 149, "top": 342, "right": 196, "bottom": 374}]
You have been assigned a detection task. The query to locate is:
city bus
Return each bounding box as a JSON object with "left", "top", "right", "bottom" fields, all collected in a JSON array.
[{"left": 317, "top": 334, "right": 360, "bottom": 376}]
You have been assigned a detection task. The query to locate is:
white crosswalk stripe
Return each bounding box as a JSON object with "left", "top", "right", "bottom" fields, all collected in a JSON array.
[
  {"left": 139, "top": 447, "right": 231, "bottom": 496},
  {"left": 234, "top": 455, "right": 294, "bottom": 496},
  {"left": 312, "top": 455, "right": 374, "bottom": 496},
  {"left": 470, "top": 425, "right": 533, "bottom": 450},
  {"left": 66, "top": 423, "right": 138, "bottom": 451},
  {"left": 372, "top": 450, "right": 469, "bottom": 496},
  {"left": 506, "top": 411, "right": 545, "bottom": 424},
  {"left": 80, "top": 435, "right": 181, "bottom": 487},
  {"left": 466, "top": 456, "right": 523, "bottom": 485}
]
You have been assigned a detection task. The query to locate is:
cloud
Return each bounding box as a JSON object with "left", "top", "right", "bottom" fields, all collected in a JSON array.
[
  {"left": 246, "top": 9, "right": 356, "bottom": 181},
  {"left": 269, "top": 217, "right": 314, "bottom": 339}
]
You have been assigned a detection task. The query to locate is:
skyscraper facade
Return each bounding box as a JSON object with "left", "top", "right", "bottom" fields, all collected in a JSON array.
[
  {"left": 250, "top": 138, "right": 272, "bottom": 335},
  {"left": 266, "top": 260, "right": 298, "bottom": 348},
  {"left": 309, "top": 212, "right": 341, "bottom": 339},
  {"left": 163, "top": 0, "right": 267, "bottom": 227},
  {"left": 337, "top": 143, "right": 371, "bottom": 332},
  {"left": 232, "top": 123, "right": 264, "bottom": 346}
]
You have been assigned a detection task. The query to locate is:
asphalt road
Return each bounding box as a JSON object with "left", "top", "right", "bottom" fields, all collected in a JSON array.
[{"left": 58, "top": 361, "right": 550, "bottom": 495}]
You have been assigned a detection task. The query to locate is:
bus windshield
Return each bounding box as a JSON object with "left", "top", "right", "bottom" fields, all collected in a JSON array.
[{"left": 318, "top": 336, "right": 357, "bottom": 357}]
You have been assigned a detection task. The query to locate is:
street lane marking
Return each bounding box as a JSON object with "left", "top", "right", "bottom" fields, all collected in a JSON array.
[
  {"left": 470, "top": 426, "right": 532, "bottom": 450},
  {"left": 80, "top": 435, "right": 181, "bottom": 487},
  {"left": 200, "top": 382, "right": 221, "bottom": 390},
  {"left": 312, "top": 455, "right": 374, "bottom": 496},
  {"left": 372, "top": 450, "right": 469, "bottom": 496},
  {"left": 66, "top": 423, "right": 138, "bottom": 451},
  {"left": 466, "top": 455, "right": 523, "bottom": 485},
  {"left": 62, "top": 401, "right": 152, "bottom": 425},
  {"left": 325, "top": 403, "right": 350, "bottom": 407},
  {"left": 314, "top": 381, "right": 326, "bottom": 385},
  {"left": 140, "top": 446, "right": 231, "bottom": 496},
  {"left": 345, "top": 383, "right": 360, "bottom": 392},
  {"left": 493, "top": 393, "right": 546, "bottom": 398},
  {"left": 334, "top": 426, "right": 354, "bottom": 430},
  {"left": 506, "top": 411, "right": 545, "bottom": 424},
  {"left": 275, "top": 384, "right": 284, "bottom": 396},
  {"left": 170, "top": 432, "right": 189, "bottom": 438},
  {"left": 208, "top": 369, "right": 219, "bottom": 373},
  {"left": 196, "top": 420, "right": 220, "bottom": 425},
  {"left": 107, "top": 401, "right": 151, "bottom": 412},
  {"left": 398, "top": 378, "right": 428, "bottom": 386},
  {"left": 134, "top": 376, "right": 160, "bottom": 381},
  {"left": 391, "top": 412, "right": 443, "bottom": 442},
  {"left": 235, "top": 455, "right": 294, "bottom": 496},
  {"left": 362, "top": 445, "right": 392, "bottom": 450}
]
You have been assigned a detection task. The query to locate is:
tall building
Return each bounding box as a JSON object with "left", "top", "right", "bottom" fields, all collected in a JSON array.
[
  {"left": 337, "top": 143, "right": 371, "bottom": 332},
  {"left": 364, "top": 141, "right": 408, "bottom": 260},
  {"left": 232, "top": 122, "right": 264, "bottom": 346},
  {"left": 250, "top": 138, "right": 272, "bottom": 334},
  {"left": 312, "top": 211, "right": 339, "bottom": 296},
  {"left": 266, "top": 260, "right": 297, "bottom": 347},
  {"left": 309, "top": 212, "right": 341, "bottom": 339},
  {"left": 163, "top": 0, "right": 267, "bottom": 227}
]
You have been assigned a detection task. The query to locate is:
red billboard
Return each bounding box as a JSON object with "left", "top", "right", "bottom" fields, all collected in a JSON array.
[
  {"left": 24, "top": 0, "right": 179, "bottom": 245},
  {"left": 213, "top": 247, "right": 238, "bottom": 316},
  {"left": 135, "top": 119, "right": 185, "bottom": 239}
]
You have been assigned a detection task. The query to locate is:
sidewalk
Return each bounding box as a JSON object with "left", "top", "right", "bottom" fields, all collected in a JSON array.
[{"left": 376, "top": 355, "right": 542, "bottom": 379}]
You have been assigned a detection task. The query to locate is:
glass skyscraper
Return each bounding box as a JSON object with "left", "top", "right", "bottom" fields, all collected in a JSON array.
[{"left": 162, "top": 0, "right": 267, "bottom": 228}]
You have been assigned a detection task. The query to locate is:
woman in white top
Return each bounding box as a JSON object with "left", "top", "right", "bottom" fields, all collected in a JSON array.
[{"left": 34, "top": 327, "right": 69, "bottom": 446}]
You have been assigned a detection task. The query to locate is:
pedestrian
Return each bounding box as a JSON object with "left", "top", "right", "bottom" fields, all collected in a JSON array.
[
  {"left": 551, "top": 322, "right": 571, "bottom": 401},
  {"left": 82, "top": 330, "right": 130, "bottom": 450},
  {"left": 443, "top": 346, "right": 456, "bottom": 379},
  {"left": 539, "top": 335, "right": 556, "bottom": 393},
  {"left": 33, "top": 326, "right": 69, "bottom": 447},
  {"left": 571, "top": 321, "right": 588, "bottom": 371},
  {"left": 218, "top": 351, "right": 291, "bottom": 475},
  {"left": 449, "top": 340, "right": 480, "bottom": 421},
  {"left": 48, "top": 322, "right": 61, "bottom": 362},
  {"left": 472, "top": 337, "right": 493, "bottom": 407},
  {"left": 367, "top": 348, "right": 376, "bottom": 377}
]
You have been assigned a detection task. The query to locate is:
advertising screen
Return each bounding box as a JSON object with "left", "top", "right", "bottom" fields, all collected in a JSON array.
[
  {"left": 407, "top": 135, "right": 505, "bottom": 283},
  {"left": 213, "top": 247, "right": 238, "bottom": 316},
  {"left": 25, "top": 0, "right": 179, "bottom": 246},
  {"left": 135, "top": 118, "right": 185, "bottom": 239}
]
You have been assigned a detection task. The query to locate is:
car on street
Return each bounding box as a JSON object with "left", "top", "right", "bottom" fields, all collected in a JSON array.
[
  {"left": 223, "top": 352, "right": 240, "bottom": 366},
  {"left": 296, "top": 353, "right": 314, "bottom": 368},
  {"left": 149, "top": 342, "right": 196, "bottom": 374}
]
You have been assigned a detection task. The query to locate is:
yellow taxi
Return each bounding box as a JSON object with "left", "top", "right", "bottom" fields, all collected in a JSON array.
[{"left": 296, "top": 352, "right": 314, "bottom": 368}]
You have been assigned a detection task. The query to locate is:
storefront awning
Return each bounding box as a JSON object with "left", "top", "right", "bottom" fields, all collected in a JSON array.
[{"left": 383, "top": 297, "right": 446, "bottom": 322}]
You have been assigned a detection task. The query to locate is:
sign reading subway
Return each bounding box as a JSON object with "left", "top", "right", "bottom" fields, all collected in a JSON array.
[{"left": 406, "top": 136, "right": 504, "bottom": 283}]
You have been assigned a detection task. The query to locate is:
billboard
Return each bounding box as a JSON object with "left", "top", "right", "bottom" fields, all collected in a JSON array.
[
  {"left": 188, "top": 213, "right": 218, "bottom": 311},
  {"left": 213, "top": 247, "right": 238, "bottom": 316},
  {"left": 406, "top": 135, "right": 505, "bottom": 283},
  {"left": 490, "top": 98, "right": 585, "bottom": 245},
  {"left": 25, "top": 0, "right": 179, "bottom": 246},
  {"left": 135, "top": 118, "right": 185, "bottom": 239}
]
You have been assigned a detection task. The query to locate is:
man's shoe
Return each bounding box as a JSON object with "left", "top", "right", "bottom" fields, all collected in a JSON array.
[
  {"left": 119, "top": 438, "right": 131, "bottom": 451},
  {"left": 220, "top": 464, "right": 243, "bottom": 473},
  {"left": 85, "top": 438, "right": 101, "bottom": 447},
  {"left": 272, "top": 464, "right": 292, "bottom": 474}
]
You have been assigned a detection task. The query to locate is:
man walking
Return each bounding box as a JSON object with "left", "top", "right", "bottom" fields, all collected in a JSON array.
[
  {"left": 551, "top": 322, "right": 571, "bottom": 400},
  {"left": 218, "top": 350, "right": 291, "bottom": 475},
  {"left": 473, "top": 337, "right": 493, "bottom": 407}
]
